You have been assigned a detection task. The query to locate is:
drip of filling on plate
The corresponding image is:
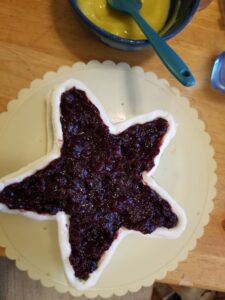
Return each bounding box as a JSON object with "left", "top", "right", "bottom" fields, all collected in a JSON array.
[{"left": 0, "top": 87, "right": 178, "bottom": 280}]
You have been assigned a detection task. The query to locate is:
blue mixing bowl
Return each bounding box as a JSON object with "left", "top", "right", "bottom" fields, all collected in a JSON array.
[{"left": 69, "top": 0, "right": 200, "bottom": 51}]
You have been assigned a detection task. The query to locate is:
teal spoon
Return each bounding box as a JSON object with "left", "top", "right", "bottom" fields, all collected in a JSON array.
[{"left": 107, "top": 0, "right": 196, "bottom": 87}]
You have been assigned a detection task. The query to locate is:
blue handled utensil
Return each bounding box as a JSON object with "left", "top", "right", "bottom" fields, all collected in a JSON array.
[{"left": 107, "top": 0, "right": 196, "bottom": 87}]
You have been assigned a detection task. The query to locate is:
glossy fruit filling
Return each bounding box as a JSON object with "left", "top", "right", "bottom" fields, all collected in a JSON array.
[{"left": 0, "top": 87, "right": 178, "bottom": 279}]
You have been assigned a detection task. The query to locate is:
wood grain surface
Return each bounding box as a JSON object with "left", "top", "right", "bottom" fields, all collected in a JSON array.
[
  {"left": 0, "top": 248, "right": 4, "bottom": 256},
  {"left": 0, "top": 0, "right": 225, "bottom": 295}
]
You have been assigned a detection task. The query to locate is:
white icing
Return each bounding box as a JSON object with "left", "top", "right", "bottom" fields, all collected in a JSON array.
[
  {"left": 0, "top": 203, "right": 56, "bottom": 221},
  {"left": 0, "top": 79, "right": 187, "bottom": 290}
]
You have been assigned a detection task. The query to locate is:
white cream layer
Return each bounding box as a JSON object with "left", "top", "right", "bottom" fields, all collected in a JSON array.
[{"left": 0, "top": 79, "right": 187, "bottom": 290}]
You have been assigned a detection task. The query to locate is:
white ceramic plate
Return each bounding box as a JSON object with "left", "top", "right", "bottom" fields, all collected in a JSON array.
[{"left": 0, "top": 61, "right": 216, "bottom": 298}]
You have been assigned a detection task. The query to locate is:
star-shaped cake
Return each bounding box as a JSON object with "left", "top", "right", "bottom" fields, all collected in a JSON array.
[{"left": 0, "top": 79, "right": 187, "bottom": 290}]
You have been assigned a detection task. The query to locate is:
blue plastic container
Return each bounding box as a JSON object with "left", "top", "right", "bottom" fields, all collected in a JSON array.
[{"left": 211, "top": 52, "right": 225, "bottom": 93}]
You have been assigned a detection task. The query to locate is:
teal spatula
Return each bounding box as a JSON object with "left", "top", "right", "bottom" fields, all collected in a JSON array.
[{"left": 107, "top": 0, "right": 196, "bottom": 87}]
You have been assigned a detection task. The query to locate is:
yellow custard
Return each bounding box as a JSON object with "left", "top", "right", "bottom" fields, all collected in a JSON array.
[{"left": 77, "top": 0, "right": 171, "bottom": 40}]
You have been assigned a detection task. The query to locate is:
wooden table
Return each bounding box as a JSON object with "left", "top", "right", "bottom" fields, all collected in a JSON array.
[{"left": 0, "top": 0, "right": 225, "bottom": 295}]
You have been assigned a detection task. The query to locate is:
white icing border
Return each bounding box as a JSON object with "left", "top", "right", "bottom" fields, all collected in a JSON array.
[{"left": 0, "top": 79, "right": 187, "bottom": 290}]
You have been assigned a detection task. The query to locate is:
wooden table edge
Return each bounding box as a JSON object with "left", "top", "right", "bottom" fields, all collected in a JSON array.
[{"left": 0, "top": 247, "right": 5, "bottom": 257}]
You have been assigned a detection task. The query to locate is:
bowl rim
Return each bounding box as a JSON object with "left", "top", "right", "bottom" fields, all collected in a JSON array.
[{"left": 69, "top": 0, "right": 200, "bottom": 47}]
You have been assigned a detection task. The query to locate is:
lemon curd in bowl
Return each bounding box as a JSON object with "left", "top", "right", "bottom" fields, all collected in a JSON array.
[
  {"left": 70, "top": 0, "right": 200, "bottom": 50},
  {"left": 77, "top": 0, "right": 170, "bottom": 40}
]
